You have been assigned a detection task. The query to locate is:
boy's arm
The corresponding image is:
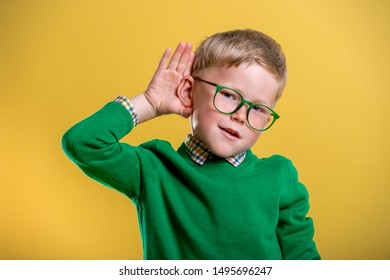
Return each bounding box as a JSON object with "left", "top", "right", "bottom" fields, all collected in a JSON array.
[
  {"left": 276, "top": 161, "right": 321, "bottom": 260},
  {"left": 62, "top": 101, "right": 142, "bottom": 199},
  {"left": 62, "top": 42, "right": 194, "bottom": 200}
]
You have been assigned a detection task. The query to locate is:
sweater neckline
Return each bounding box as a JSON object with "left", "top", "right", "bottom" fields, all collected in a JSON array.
[{"left": 178, "top": 142, "right": 256, "bottom": 167}]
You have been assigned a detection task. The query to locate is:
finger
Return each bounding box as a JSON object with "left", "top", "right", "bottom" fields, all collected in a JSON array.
[
  {"left": 167, "top": 42, "right": 187, "bottom": 70},
  {"left": 156, "top": 48, "right": 172, "bottom": 71},
  {"left": 176, "top": 42, "right": 193, "bottom": 74},
  {"left": 183, "top": 50, "right": 195, "bottom": 76}
]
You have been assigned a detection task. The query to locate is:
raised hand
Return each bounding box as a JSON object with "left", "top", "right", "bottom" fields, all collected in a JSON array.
[{"left": 143, "top": 42, "right": 194, "bottom": 118}]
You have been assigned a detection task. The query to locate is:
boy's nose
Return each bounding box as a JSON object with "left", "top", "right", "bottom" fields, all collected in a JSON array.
[{"left": 230, "top": 105, "right": 247, "bottom": 124}]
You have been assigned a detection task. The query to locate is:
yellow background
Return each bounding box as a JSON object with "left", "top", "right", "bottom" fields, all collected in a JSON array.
[{"left": 1, "top": 0, "right": 389, "bottom": 260}]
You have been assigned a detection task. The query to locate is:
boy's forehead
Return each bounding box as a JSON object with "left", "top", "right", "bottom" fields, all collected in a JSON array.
[
  {"left": 194, "top": 64, "right": 280, "bottom": 105},
  {"left": 196, "top": 62, "right": 276, "bottom": 78}
]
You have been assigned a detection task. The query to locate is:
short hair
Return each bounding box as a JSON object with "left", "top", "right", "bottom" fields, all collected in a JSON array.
[{"left": 192, "top": 29, "right": 287, "bottom": 100}]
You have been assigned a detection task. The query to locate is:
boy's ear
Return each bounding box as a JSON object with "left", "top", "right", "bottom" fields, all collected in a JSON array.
[{"left": 177, "top": 76, "right": 194, "bottom": 108}]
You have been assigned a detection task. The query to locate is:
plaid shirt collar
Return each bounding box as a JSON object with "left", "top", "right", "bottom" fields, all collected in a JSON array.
[{"left": 184, "top": 135, "right": 246, "bottom": 167}]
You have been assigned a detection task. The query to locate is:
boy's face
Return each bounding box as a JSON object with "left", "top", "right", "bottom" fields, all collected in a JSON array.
[{"left": 190, "top": 63, "right": 280, "bottom": 157}]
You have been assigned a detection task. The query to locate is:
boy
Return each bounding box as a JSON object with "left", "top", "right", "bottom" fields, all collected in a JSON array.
[{"left": 62, "top": 29, "right": 320, "bottom": 260}]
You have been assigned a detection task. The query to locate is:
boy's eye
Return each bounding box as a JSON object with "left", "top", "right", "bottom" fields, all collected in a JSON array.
[
  {"left": 219, "top": 90, "right": 238, "bottom": 101},
  {"left": 252, "top": 105, "right": 268, "bottom": 114}
]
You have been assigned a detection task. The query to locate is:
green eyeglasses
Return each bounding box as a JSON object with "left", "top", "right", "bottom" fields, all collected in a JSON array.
[{"left": 193, "top": 77, "right": 280, "bottom": 132}]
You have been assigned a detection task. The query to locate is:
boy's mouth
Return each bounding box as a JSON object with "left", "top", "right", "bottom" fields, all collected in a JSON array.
[{"left": 220, "top": 127, "right": 240, "bottom": 139}]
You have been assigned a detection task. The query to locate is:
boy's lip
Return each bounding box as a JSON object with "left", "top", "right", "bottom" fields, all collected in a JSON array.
[{"left": 219, "top": 126, "right": 241, "bottom": 139}]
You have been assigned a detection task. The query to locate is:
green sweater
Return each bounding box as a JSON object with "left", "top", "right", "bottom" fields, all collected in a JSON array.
[{"left": 62, "top": 102, "right": 320, "bottom": 260}]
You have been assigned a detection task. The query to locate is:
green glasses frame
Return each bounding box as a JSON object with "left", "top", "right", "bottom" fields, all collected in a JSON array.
[{"left": 193, "top": 77, "right": 280, "bottom": 131}]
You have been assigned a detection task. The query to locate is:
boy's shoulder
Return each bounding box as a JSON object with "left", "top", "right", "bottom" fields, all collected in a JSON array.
[
  {"left": 140, "top": 138, "right": 174, "bottom": 151},
  {"left": 139, "top": 138, "right": 181, "bottom": 160},
  {"left": 248, "top": 151, "right": 293, "bottom": 167},
  {"left": 246, "top": 152, "right": 298, "bottom": 178},
  {"left": 269, "top": 154, "right": 295, "bottom": 168}
]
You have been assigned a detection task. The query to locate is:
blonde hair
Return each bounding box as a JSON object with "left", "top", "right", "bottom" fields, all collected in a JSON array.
[{"left": 192, "top": 29, "right": 287, "bottom": 100}]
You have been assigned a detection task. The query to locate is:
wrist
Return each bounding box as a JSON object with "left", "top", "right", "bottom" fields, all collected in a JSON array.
[{"left": 128, "top": 93, "right": 158, "bottom": 124}]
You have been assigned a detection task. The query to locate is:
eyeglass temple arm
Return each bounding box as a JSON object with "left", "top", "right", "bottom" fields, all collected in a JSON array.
[{"left": 193, "top": 77, "right": 219, "bottom": 87}]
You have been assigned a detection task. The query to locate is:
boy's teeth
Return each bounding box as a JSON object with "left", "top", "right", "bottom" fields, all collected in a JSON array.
[{"left": 225, "top": 128, "right": 237, "bottom": 136}]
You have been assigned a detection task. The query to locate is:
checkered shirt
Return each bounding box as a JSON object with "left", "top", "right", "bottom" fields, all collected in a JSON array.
[
  {"left": 114, "top": 96, "right": 139, "bottom": 127},
  {"left": 184, "top": 134, "right": 246, "bottom": 167}
]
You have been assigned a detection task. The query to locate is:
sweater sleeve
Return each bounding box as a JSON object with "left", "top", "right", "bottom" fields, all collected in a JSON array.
[
  {"left": 276, "top": 160, "right": 321, "bottom": 260},
  {"left": 61, "top": 101, "right": 143, "bottom": 201}
]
